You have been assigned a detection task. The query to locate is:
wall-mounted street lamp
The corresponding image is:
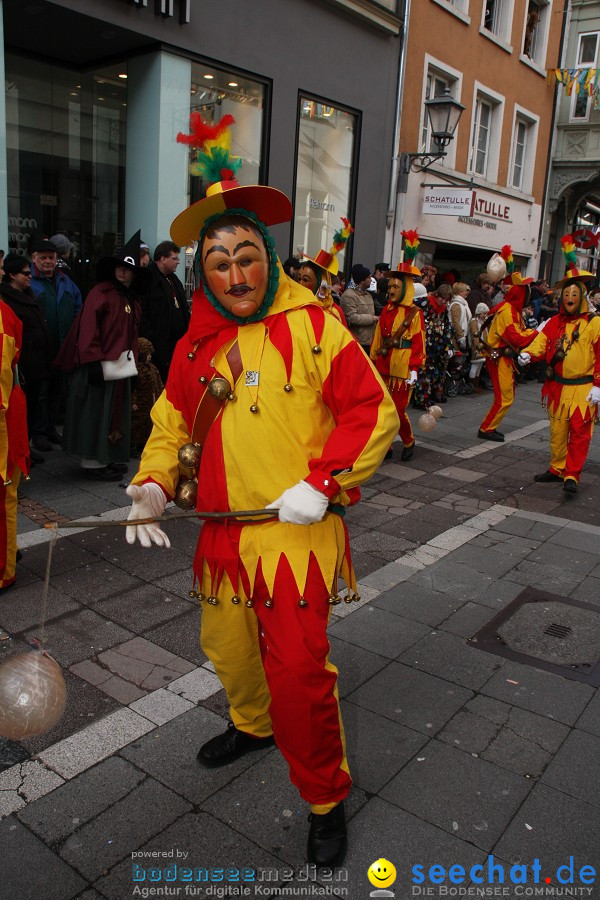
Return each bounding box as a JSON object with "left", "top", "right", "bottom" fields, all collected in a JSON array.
[{"left": 400, "top": 88, "right": 465, "bottom": 178}]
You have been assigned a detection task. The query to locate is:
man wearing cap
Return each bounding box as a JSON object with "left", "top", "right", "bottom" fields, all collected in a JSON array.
[
  {"left": 125, "top": 114, "right": 399, "bottom": 866},
  {"left": 477, "top": 247, "right": 538, "bottom": 442},
  {"left": 340, "top": 264, "right": 378, "bottom": 352},
  {"left": 518, "top": 235, "right": 600, "bottom": 494},
  {"left": 29, "top": 238, "right": 82, "bottom": 451},
  {"left": 50, "top": 233, "right": 77, "bottom": 281},
  {"left": 370, "top": 230, "right": 426, "bottom": 461}
]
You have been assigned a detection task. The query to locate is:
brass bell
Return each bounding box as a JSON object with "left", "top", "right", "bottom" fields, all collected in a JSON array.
[
  {"left": 187, "top": 351, "right": 196, "bottom": 361},
  {"left": 227, "top": 392, "right": 236, "bottom": 401},
  {"left": 380, "top": 347, "right": 389, "bottom": 357},
  {"left": 391, "top": 338, "right": 400, "bottom": 348},
  {"left": 298, "top": 597, "right": 308, "bottom": 608},
  {"left": 188, "top": 589, "right": 198, "bottom": 599},
  {"left": 249, "top": 404, "right": 259, "bottom": 414},
  {"left": 312, "top": 345, "right": 322, "bottom": 355},
  {"left": 199, "top": 375, "right": 208, "bottom": 384},
  {"left": 284, "top": 383, "right": 293, "bottom": 392},
  {"left": 207, "top": 595, "right": 219, "bottom": 606},
  {"left": 555, "top": 349, "right": 565, "bottom": 361},
  {"left": 246, "top": 598, "right": 255, "bottom": 608},
  {"left": 178, "top": 442, "right": 202, "bottom": 470},
  {"left": 353, "top": 593, "right": 361, "bottom": 603},
  {"left": 174, "top": 477, "right": 197, "bottom": 510},
  {"left": 545, "top": 366, "right": 555, "bottom": 380},
  {"left": 327, "top": 594, "right": 342, "bottom": 606},
  {"left": 231, "top": 595, "right": 241, "bottom": 605},
  {"left": 344, "top": 595, "right": 353, "bottom": 604},
  {"left": 264, "top": 598, "right": 274, "bottom": 608},
  {"left": 207, "top": 377, "right": 230, "bottom": 400},
  {"left": 197, "top": 592, "right": 206, "bottom": 603}
]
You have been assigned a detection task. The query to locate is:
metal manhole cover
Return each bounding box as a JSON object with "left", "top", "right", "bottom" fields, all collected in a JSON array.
[{"left": 468, "top": 587, "right": 600, "bottom": 686}]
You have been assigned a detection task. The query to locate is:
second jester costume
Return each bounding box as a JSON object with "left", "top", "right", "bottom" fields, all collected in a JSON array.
[
  {"left": 521, "top": 235, "right": 600, "bottom": 494},
  {"left": 125, "top": 115, "right": 399, "bottom": 866},
  {"left": 371, "top": 230, "right": 426, "bottom": 461}
]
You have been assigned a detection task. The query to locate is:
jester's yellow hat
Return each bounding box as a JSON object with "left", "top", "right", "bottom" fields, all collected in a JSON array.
[
  {"left": 302, "top": 218, "right": 354, "bottom": 276},
  {"left": 554, "top": 233, "right": 595, "bottom": 289},
  {"left": 170, "top": 113, "right": 291, "bottom": 246}
]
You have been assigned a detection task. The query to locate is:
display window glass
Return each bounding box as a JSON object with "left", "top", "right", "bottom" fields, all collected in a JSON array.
[{"left": 292, "top": 97, "right": 357, "bottom": 271}]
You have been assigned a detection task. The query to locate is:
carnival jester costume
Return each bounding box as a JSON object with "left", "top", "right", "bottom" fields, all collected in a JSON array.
[
  {"left": 125, "top": 115, "right": 399, "bottom": 866},
  {"left": 522, "top": 236, "right": 600, "bottom": 494},
  {"left": 370, "top": 230, "right": 426, "bottom": 460},
  {"left": 478, "top": 246, "right": 538, "bottom": 442}
]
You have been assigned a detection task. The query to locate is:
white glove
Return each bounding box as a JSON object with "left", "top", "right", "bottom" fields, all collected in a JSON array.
[
  {"left": 267, "top": 481, "right": 329, "bottom": 525},
  {"left": 458, "top": 338, "right": 467, "bottom": 351},
  {"left": 518, "top": 352, "right": 531, "bottom": 366},
  {"left": 586, "top": 386, "right": 600, "bottom": 405},
  {"left": 126, "top": 483, "right": 171, "bottom": 548},
  {"left": 407, "top": 370, "right": 418, "bottom": 386},
  {"left": 447, "top": 349, "right": 454, "bottom": 358}
]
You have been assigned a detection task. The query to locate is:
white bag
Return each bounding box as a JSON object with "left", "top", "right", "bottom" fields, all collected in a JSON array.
[{"left": 100, "top": 350, "right": 137, "bottom": 381}]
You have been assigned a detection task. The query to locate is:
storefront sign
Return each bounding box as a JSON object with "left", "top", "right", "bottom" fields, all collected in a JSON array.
[
  {"left": 422, "top": 188, "right": 474, "bottom": 216},
  {"left": 472, "top": 195, "right": 511, "bottom": 221},
  {"left": 121, "top": 0, "right": 191, "bottom": 24},
  {"left": 457, "top": 216, "right": 497, "bottom": 229}
]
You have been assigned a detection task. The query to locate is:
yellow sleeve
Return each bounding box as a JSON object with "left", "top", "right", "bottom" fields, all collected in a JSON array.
[{"left": 130, "top": 391, "right": 190, "bottom": 499}]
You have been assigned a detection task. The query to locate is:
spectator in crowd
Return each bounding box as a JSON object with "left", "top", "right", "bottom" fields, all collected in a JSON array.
[
  {"left": 449, "top": 282, "right": 472, "bottom": 351},
  {"left": 56, "top": 232, "right": 146, "bottom": 481},
  {"left": 0, "top": 255, "right": 54, "bottom": 464},
  {"left": 372, "top": 276, "right": 389, "bottom": 315},
  {"left": 140, "top": 240, "right": 190, "bottom": 383},
  {"left": 0, "top": 288, "right": 29, "bottom": 590},
  {"left": 140, "top": 243, "right": 151, "bottom": 267},
  {"left": 468, "top": 302, "right": 489, "bottom": 393},
  {"left": 298, "top": 260, "right": 347, "bottom": 326},
  {"left": 29, "top": 237, "right": 82, "bottom": 451},
  {"left": 466, "top": 273, "right": 495, "bottom": 315},
  {"left": 340, "top": 264, "right": 378, "bottom": 352},
  {"left": 412, "top": 283, "right": 453, "bottom": 409},
  {"left": 131, "top": 337, "right": 164, "bottom": 457},
  {"left": 420, "top": 264, "right": 437, "bottom": 290},
  {"left": 50, "top": 233, "right": 76, "bottom": 281},
  {"left": 283, "top": 257, "right": 302, "bottom": 281}
]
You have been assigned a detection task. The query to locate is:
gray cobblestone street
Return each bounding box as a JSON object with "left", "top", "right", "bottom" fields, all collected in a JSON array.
[{"left": 1, "top": 381, "right": 600, "bottom": 899}]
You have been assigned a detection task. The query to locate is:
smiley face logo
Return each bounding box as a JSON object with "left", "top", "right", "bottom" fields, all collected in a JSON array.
[{"left": 367, "top": 858, "right": 397, "bottom": 889}]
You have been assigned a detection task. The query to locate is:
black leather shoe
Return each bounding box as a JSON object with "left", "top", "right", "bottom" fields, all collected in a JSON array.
[
  {"left": 85, "top": 467, "right": 123, "bottom": 482},
  {"left": 197, "top": 723, "right": 275, "bottom": 768},
  {"left": 534, "top": 471, "right": 562, "bottom": 483},
  {"left": 563, "top": 478, "right": 578, "bottom": 494},
  {"left": 401, "top": 443, "right": 414, "bottom": 462},
  {"left": 477, "top": 429, "right": 504, "bottom": 442},
  {"left": 307, "top": 800, "right": 347, "bottom": 868}
]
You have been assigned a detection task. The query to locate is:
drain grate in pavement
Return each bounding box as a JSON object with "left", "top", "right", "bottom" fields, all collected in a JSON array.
[{"left": 469, "top": 587, "right": 600, "bottom": 686}]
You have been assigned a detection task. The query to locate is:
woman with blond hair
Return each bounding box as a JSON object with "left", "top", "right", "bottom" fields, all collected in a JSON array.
[{"left": 449, "top": 282, "right": 472, "bottom": 352}]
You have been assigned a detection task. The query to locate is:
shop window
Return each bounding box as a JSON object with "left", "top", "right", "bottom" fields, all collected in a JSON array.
[
  {"left": 292, "top": 97, "right": 357, "bottom": 268},
  {"left": 5, "top": 53, "right": 127, "bottom": 292},
  {"left": 523, "top": 0, "right": 551, "bottom": 64},
  {"left": 509, "top": 110, "right": 538, "bottom": 192},
  {"left": 468, "top": 89, "right": 503, "bottom": 180},
  {"left": 482, "top": 0, "right": 513, "bottom": 43},
  {"left": 571, "top": 32, "right": 599, "bottom": 121}
]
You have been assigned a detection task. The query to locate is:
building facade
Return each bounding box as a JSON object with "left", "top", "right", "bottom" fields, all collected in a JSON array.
[
  {"left": 386, "top": 0, "right": 565, "bottom": 282},
  {"left": 1, "top": 0, "right": 403, "bottom": 291},
  {"left": 544, "top": 0, "right": 600, "bottom": 284}
]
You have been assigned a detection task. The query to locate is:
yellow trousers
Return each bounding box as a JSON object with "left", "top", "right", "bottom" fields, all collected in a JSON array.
[{"left": 0, "top": 470, "right": 20, "bottom": 589}]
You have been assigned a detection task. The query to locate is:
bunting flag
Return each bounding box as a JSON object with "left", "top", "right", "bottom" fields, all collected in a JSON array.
[{"left": 547, "top": 68, "right": 600, "bottom": 108}]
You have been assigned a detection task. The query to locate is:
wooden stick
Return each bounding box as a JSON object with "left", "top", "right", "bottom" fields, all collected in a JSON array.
[{"left": 43, "top": 508, "right": 274, "bottom": 530}]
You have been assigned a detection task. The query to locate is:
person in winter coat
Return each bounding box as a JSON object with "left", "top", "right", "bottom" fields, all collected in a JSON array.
[
  {"left": 340, "top": 264, "right": 378, "bottom": 352},
  {"left": 0, "top": 255, "right": 54, "bottom": 464},
  {"left": 139, "top": 241, "right": 190, "bottom": 383},
  {"left": 131, "top": 337, "right": 164, "bottom": 456},
  {"left": 56, "top": 233, "right": 146, "bottom": 481},
  {"left": 449, "top": 282, "right": 472, "bottom": 351},
  {"left": 468, "top": 302, "right": 489, "bottom": 392},
  {"left": 412, "top": 284, "right": 453, "bottom": 409},
  {"left": 466, "top": 273, "right": 494, "bottom": 316},
  {"left": 29, "top": 238, "right": 82, "bottom": 451}
]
